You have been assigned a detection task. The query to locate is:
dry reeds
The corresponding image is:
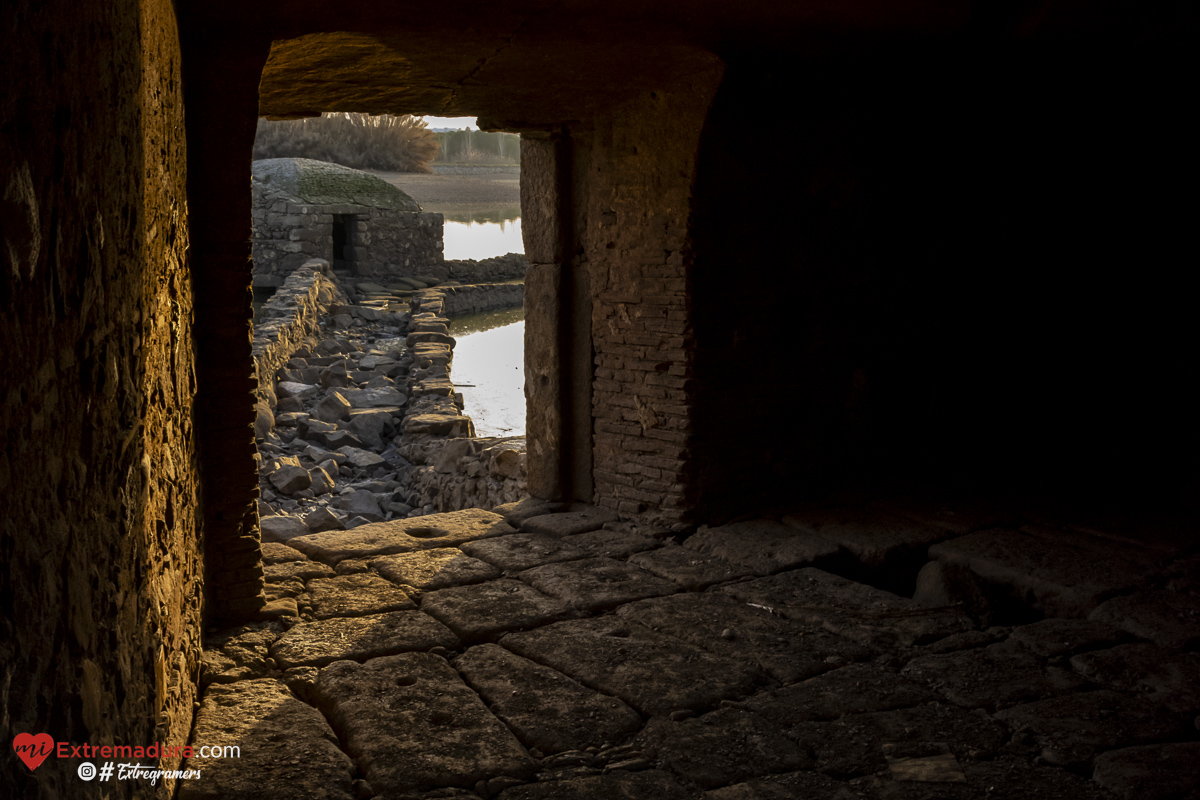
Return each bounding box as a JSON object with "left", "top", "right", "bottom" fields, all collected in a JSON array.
[{"left": 253, "top": 113, "right": 439, "bottom": 173}]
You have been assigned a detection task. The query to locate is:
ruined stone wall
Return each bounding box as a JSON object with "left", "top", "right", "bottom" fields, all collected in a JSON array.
[
  {"left": 251, "top": 181, "right": 443, "bottom": 286},
  {"left": 577, "top": 71, "right": 724, "bottom": 527},
  {"left": 251, "top": 260, "right": 345, "bottom": 403},
  {"left": 397, "top": 288, "right": 527, "bottom": 513},
  {"left": 399, "top": 436, "right": 528, "bottom": 513},
  {"left": 438, "top": 283, "right": 525, "bottom": 317},
  {"left": 352, "top": 209, "right": 443, "bottom": 276},
  {"left": 445, "top": 253, "right": 528, "bottom": 283},
  {"left": 0, "top": 0, "right": 201, "bottom": 796}
]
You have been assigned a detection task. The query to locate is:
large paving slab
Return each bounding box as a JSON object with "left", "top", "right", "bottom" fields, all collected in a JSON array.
[
  {"left": 617, "top": 592, "right": 871, "bottom": 683},
  {"left": 288, "top": 508, "right": 516, "bottom": 564},
  {"left": 853, "top": 756, "right": 1113, "bottom": 800},
  {"left": 629, "top": 545, "right": 756, "bottom": 590},
  {"left": 179, "top": 679, "right": 355, "bottom": 800},
  {"left": 501, "top": 617, "right": 769, "bottom": 716},
  {"left": 314, "top": 653, "right": 535, "bottom": 794},
  {"left": 635, "top": 707, "right": 808, "bottom": 788},
  {"left": 1006, "top": 618, "right": 1130, "bottom": 658},
  {"left": 420, "top": 578, "right": 577, "bottom": 641},
  {"left": 785, "top": 703, "right": 1010, "bottom": 779},
  {"left": 493, "top": 497, "right": 569, "bottom": 527},
  {"left": 1069, "top": 643, "right": 1200, "bottom": 714},
  {"left": 993, "top": 690, "right": 1185, "bottom": 768},
  {"left": 744, "top": 663, "right": 939, "bottom": 724},
  {"left": 372, "top": 547, "right": 501, "bottom": 590},
  {"left": 200, "top": 622, "right": 283, "bottom": 685},
  {"left": 1067, "top": 511, "right": 1197, "bottom": 558},
  {"left": 264, "top": 559, "right": 336, "bottom": 582},
  {"left": 261, "top": 541, "right": 310, "bottom": 563},
  {"left": 461, "top": 533, "right": 588, "bottom": 571},
  {"left": 1089, "top": 589, "right": 1200, "bottom": 650},
  {"left": 718, "top": 567, "right": 971, "bottom": 648},
  {"left": 1092, "top": 743, "right": 1200, "bottom": 800},
  {"left": 521, "top": 506, "right": 619, "bottom": 536},
  {"left": 901, "top": 642, "right": 1088, "bottom": 711},
  {"left": 270, "top": 610, "right": 458, "bottom": 668},
  {"left": 495, "top": 770, "right": 694, "bottom": 800},
  {"left": 704, "top": 771, "right": 858, "bottom": 800},
  {"left": 560, "top": 528, "right": 660, "bottom": 559},
  {"left": 684, "top": 519, "right": 840, "bottom": 576},
  {"left": 782, "top": 506, "right": 952, "bottom": 576},
  {"left": 305, "top": 573, "right": 415, "bottom": 618},
  {"left": 518, "top": 557, "right": 679, "bottom": 612},
  {"left": 927, "top": 526, "right": 1162, "bottom": 618},
  {"left": 455, "top": 643, "right": 643, "bottom": 754}
]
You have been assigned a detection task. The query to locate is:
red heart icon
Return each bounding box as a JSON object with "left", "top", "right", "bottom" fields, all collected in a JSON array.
[{"left": 13, "top": 733, "right": 55, "bottom": 771}]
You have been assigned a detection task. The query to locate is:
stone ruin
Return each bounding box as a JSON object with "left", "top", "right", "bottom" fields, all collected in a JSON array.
[{"left": 251, "top": 157, "right": 443, "bottom": 287}]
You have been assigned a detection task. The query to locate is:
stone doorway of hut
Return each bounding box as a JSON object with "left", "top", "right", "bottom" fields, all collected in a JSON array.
[{"left": 331, "top": 213, "right": 354, "bottom": 272}]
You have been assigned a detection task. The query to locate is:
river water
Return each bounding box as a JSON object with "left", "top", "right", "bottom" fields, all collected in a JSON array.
[
  {"left": 442, "top": 206, "right": 523, "bottom": 261},
  {"left": 443, "top": 204, "right": 526, "bottom": 436},
  {"left": 450, "top": 308, "right": 526, "bottom": 437}
]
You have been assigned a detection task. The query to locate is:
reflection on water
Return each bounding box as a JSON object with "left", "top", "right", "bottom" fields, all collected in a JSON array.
[
  {"left": 451, "top": 308, "right": 525, "bottom": 437},
  {"left": 442, "top": 204, "right": 524, "bottom": 261},
  {"left": 451, "top": 307, "right": 525, "bottom": 336},
  {"left": 443, "top": 205, "right": 521, "bottom": 225}
]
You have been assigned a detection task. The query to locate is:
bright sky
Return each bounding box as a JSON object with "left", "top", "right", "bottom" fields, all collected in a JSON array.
[{"left": 423, "top": 116, "right": 478, "bottom": 130}]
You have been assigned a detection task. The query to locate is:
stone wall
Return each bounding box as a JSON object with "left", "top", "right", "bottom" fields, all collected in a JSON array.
[
  {"left": 398, "top": 436, "right": 528, "bottom": 512},
  {"left": 398, "top": 288, "right": 528, "bottom": 513},
  {"left": 251, "top": 260, "right": 346, "bottom": 404},
  {"left": 252, "top": 179, "right": 443, "bottom": 287},
  {"left": 402, "top": 289, "right": 475, "bottom": 439},
  {"left": 445, "top": 253, "right": 528, "bottom": 283},
  {"left": 0, "top": 0, "right": 201, "bottom": 795},
  {"left": 438, "top": 282, "right": 525, "bottom": 317}
]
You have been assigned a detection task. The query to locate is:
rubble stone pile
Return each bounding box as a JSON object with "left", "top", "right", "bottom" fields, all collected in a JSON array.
[{"left": 252, "top": 259, "right": 529, "bottom": 566}]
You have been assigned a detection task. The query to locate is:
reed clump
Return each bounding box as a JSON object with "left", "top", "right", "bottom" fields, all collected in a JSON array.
[{"left": 254, "top": 113, "right": 439, "bottom": 173}]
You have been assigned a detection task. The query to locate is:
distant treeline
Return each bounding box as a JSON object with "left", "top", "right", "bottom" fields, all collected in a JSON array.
[
  {"left": 435, "top": 129, "right": 520, "bottom": 164},
  {"left": 253, "top": 113, "right": 438, "bottom": 173}
]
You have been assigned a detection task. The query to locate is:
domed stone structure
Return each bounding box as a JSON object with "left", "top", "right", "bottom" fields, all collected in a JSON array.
[{"left": 251, "top": 157, "right": 443, "bottom": 286}]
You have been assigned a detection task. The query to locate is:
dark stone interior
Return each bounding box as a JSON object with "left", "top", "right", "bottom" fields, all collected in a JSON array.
[{"left": 691, "top": 40, "right": 1196, "bottom": 519}]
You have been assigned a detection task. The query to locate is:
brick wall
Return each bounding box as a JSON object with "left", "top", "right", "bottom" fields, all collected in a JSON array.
[{"left": 578, "top": 69, "right": 723, "bottom": 527}]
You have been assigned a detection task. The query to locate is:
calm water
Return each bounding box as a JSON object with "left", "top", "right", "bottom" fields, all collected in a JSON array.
[
  {"left": 450, "top": 307, "right": 525, "bottom": 437},
  {"left": 442, "top": 205, "right": 523, "bottom": 261}
]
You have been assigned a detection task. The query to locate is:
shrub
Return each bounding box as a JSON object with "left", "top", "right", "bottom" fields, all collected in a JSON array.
[{"left": 253, "top": 113, "right": 439, "bottom": 173}]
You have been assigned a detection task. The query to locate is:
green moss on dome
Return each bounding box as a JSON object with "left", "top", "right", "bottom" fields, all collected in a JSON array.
[{"left": 252, "top": 157, "right": 421, "bottom": 211}]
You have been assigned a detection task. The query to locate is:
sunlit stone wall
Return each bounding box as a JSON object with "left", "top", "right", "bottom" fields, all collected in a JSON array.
[{"left": 0, "top": 0, "right": 202, "bottom": 795}]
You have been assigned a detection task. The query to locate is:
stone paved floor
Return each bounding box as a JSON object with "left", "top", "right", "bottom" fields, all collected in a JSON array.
[{"left": 181, "top": 499, "right": 1200, "bottom": 800}]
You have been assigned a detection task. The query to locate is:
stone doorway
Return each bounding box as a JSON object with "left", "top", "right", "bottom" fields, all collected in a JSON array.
[{"left": 331, "top": 213, "right": 352, "bottom": 271}]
